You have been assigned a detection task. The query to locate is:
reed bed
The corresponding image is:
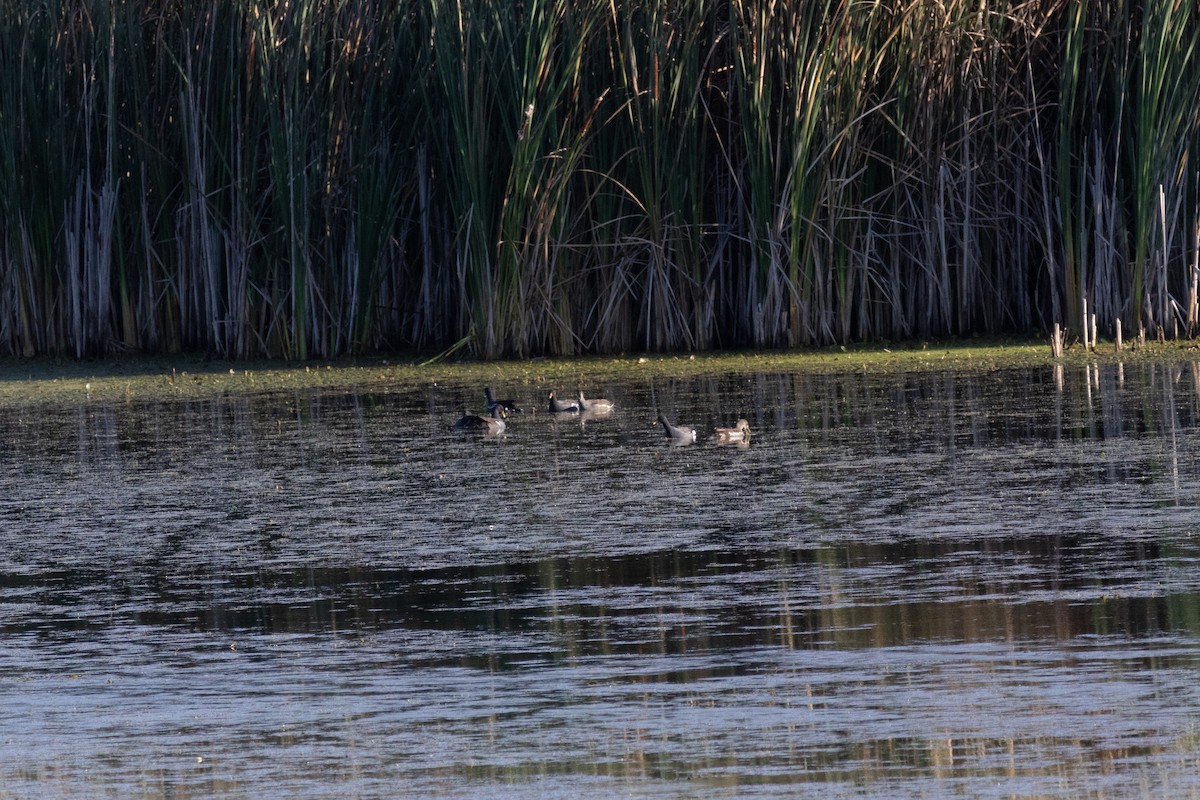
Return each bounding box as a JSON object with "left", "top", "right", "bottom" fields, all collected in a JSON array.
[{"left": 1, "top": 0, "right": 1198, "bottom": 358}]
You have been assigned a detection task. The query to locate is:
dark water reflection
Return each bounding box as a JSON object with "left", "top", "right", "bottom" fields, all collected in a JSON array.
[{"left": 3, "top": 362, "right": 1200, "bottom": 798}]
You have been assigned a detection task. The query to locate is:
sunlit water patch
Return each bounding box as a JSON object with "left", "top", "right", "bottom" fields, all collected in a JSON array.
[{"left": 2, "top": 362, "right": 1200, "bottom": 798}]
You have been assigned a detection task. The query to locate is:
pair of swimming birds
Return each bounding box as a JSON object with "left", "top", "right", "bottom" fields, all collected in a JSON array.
[
  {"left": 454, "top": 387, "right": 750, "bottom": 444},
  {"left": 658, "top": 415, "right": 751, "bottom": 444},
  {"left": 453, "top": 388, "right": 612, "bottom": 433}
]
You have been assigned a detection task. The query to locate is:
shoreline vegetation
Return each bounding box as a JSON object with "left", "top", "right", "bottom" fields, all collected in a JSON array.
[
  {"left": 2, "top": 2, "right": 1199, "bottom": 361},
  {"left": 1, "top": 338, "right": 1198, "bottom": 407}
]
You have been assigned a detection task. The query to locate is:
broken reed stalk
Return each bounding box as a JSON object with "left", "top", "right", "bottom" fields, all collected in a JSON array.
[
  {"left": 1050, "top": 322, "right": 1065, "bottom": 359},
  {"left": 1082, "top": 298, "right": 1090, "bottom": 351}
]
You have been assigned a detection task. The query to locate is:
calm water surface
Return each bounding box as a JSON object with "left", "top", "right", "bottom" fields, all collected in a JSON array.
[{"left": 3, "top": 362, "right": 1200, "bottom": 798}]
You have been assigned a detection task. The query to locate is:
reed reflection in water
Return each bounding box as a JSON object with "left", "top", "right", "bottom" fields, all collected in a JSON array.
[{"left": 2, "top": 362, "right": 1200, "bottom": 798}]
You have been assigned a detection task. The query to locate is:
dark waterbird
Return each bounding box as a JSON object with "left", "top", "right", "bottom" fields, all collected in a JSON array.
[
  {"left": 484, "top": 387, "right": 522, "bottom": 415},
  {"left": 548, "top": 390, "right": 580, "bottom": 413}
]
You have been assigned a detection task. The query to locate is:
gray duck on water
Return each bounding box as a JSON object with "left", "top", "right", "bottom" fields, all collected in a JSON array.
[
  {"left": 657, "top": 414, "right": 697, "bottom": 443},
  {"left": 577, "top": 390, "right": 614, "bottom": 414}
]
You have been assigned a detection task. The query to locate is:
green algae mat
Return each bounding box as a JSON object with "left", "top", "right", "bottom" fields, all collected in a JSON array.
[{"left": 0, "top": 338, "right": 1196, "bottom": 407}]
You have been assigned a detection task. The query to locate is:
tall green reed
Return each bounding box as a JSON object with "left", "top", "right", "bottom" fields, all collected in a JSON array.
[
  {"left": 1, "top": 0, "right": 1199, "bottom": 359},
  {"left": 1129, "top": 0, "right": 1200, "bottom": 337},
  {"left": 604, "top": 0, "right": 719, "bottom": 352},
  {"left": 730, "top": 0, "right": 832, "bottom": 346}
]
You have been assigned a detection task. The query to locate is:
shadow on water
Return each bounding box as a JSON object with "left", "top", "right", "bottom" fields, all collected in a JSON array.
[{"left": 3, "top": 362, "right": 1200, "bottom": 797}]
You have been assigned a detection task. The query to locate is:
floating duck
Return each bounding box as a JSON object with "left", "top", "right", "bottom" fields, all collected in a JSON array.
[
  {"left": 453, "top": 407, "right": 507, "bottom": 434},
  {"left": 577, "top": 390, "right": 614, "bottom": 414},
  {"left": 657, "top": 414, "right": 697, "bottom": 443},
  {"left": 714, "top": 419, "right": 751, "bottom": 444}
]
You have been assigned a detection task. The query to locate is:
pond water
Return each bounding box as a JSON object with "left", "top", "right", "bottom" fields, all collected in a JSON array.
[{"left": 2, "top": 361, "right": 1200, "bottom": 799}]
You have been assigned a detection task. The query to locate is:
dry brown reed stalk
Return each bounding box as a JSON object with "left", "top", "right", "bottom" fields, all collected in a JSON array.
[{"left": 1050, "top": 322, "right": 1064, "bottom": 358}]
